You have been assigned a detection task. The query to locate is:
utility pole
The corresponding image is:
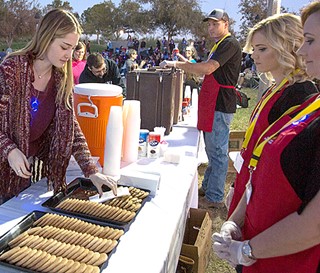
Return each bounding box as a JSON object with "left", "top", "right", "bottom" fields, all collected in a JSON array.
[
  {"left": 257, "top": 0, "right": 281, "bottom": 100},
  {"left": 267, "top": 0, "right": 281, "bottom": 16}
]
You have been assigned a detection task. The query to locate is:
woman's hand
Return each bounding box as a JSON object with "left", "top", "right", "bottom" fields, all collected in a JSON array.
[
  {"left": 89, "top": 173, "right": 118, "bottom": 197},
  {"left": 8, "top": 148, "right": 32, "bottom": 178},
  {"left": 212, "top": 234, "right": 256, "bottom": 267},
  {"left": 177, "top": 53, "right": 187, "bottom": 62}
]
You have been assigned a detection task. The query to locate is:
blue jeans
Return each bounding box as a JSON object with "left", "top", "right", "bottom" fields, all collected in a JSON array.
[{"left": 202, "top": 111, "right": 233, "bottom": 202}]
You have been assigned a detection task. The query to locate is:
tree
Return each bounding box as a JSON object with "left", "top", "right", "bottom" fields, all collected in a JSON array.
[
  {"left": 238, "top": 0, "right": 293, "bottom": 46},
  {"left": 117, "top": 0, "right": 151, "bottom": 37},
  {"left": 137, "top": 0, "right": 203, "bottom": 40},
  {"left": 43, "top": 0, "right": 73, "bottom": 12},
  {"left": 238, "top": 0, "right": 268, "bottom": 45},
  {"left": 81, "top": 1, "right": 118, "bottom": 43},
  {"left": 0, "top": 0, "right": 40, "bottom": 48}
]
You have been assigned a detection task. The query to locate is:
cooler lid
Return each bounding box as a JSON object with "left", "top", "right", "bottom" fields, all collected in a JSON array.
[{"left": 74, "top": 83, "right": 122, "bottom": 97}]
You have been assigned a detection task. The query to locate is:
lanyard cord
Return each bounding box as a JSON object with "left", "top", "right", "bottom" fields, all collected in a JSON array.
[
  {"left": 242, "top": 69, "right": 300, "bottom": 149},
  {"left": 249, "top": 96, "right": 320, "bottom": 169},
  {"left": 207, "top": 33, "right": 231, "bottom": 60}
]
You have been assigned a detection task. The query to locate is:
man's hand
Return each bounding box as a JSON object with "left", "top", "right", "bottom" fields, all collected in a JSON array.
[
  {"left": 159, "top": 60, "right": 176, "bottom": 69},
  {"left": 89, "top": 173, "right": 118, "bottom": 197}
]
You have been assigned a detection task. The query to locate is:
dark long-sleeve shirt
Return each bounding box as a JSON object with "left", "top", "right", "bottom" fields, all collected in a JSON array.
[{"left": 79, "top": 58, "right": 126, "bottom": 97}]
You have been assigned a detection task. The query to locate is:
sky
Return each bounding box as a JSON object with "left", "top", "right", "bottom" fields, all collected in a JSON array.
[{"left": 37, "top": 0, "right": 312, "bottom": 32}]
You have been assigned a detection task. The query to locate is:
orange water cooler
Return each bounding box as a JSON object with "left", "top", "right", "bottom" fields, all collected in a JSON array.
[{"left": 74, "top": 83, "right": 123, "bottom": 166}]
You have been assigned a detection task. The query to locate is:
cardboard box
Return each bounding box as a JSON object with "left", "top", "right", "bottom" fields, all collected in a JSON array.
[
  {"left": 228, "top": 130, "right": 245, "bottom": 173},
  {"left": 180, "top": 208, "right": 212, "bottom": 273}
]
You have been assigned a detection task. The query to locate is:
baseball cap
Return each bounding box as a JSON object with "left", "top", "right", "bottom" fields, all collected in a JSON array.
[{"left": 203, "top": 8, "right": 229, "bottom": 22}]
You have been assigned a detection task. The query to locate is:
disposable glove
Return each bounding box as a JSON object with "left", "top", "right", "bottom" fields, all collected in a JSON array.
[
  {"left": 220, "top": 220, "right": 242, "bottom": 240},
  {"left": 89, "top": 172, "right": 118, "bottom": 197},
  {"left": 227, "top": 239, "right": 256, "bottom": 267},
  {"left": 212, "top": 232, "right": 237, "bottom": 267},
  {"left": 213, "top": 233, "right": 256, "bottom": 267},
  {"left": 159, "top": 60, "right": 176, "bottom": 69}
]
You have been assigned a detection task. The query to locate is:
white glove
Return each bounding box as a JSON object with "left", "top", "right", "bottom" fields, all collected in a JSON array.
[
  {"left": 213, "top": 233, "right": 256, "bottom": 267},
  {"left": 220, "top": 220, "right": 242, "bottom": 240},
  {"left": 225, "top": 186, "right": 234, "bottom": 210},
  {"left": 212, "top": 232, "right": 236, "bottom": 267},
  {"left": 159, "top": 60, "right": 176, "bottom": 68},
  {"left": 227, "top": 239, "right": 256, "bottom": 267},
  {"left": 89, "top": 173, "right": 118, "bottom": 197}
]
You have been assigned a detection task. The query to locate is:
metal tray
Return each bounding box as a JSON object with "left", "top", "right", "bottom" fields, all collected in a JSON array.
[
  {"left": 42, "top": 177, "right": 151, "bottom": 227},
  {"left": 0, "top": 210, "right": 124, "bottom": 273}
]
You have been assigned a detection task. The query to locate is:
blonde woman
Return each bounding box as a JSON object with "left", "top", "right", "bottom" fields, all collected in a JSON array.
[
  {"left": 227, "top": 13, "right": 318, "bottom": 216},
  {"left": 0, "top": 9, "right": 117, "bottom": 204},
  {"left": 213, "top": 12, "right": 320, "bottom": 273},
  {"left": 177, "top": 46, "right": 200, "bottom": 102}
]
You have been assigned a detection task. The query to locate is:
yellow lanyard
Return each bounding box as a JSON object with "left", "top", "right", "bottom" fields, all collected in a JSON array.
[
  {"left": 242, "top": 70, "right": 299, "bottom": 149},
  {"left": 249, "top": 95, "right": 320, "bottom": 169},
  {"left": 207, "top": 33, "right": 231, "bottom": 60}
]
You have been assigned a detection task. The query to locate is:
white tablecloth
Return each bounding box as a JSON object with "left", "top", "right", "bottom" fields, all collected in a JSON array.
[{"left": 0, "top": 125, "right": 200, "bottom": 273}]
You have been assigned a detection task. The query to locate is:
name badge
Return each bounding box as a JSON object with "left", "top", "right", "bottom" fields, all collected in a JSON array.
[
  {"left": 245, "top": 182, "right": 252, "bottom": 204},
  {"left": 234, "top": 152, "right": 244, "bottom": 174}
]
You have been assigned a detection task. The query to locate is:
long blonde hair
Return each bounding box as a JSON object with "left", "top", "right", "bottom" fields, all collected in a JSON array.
[
  {"left": 243, "top": 13, "right": 310, "bottom": 85},
  {"left": 10, "top": 8, "right": 83, "bottom": 108}
]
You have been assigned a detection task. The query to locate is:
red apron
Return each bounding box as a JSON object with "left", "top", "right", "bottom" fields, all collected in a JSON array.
[
  {"left": 228, "top": 89, "right": 317, "bottom": 216},
  {"left": 197, "top": 74, "right": 235, "bottom": 132},
  {"left": 242, "top": 109, "right": 320, "bottom": 273}
]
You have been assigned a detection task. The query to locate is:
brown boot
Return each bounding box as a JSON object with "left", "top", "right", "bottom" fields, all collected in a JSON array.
[
  {"left": 198, "top": 187, "right": 205, "bottom": 196},
  {"left": 199, "top": 197, "right": 225, "bottom": 208},
  {"left": 176, "top": 255, "right": 195, "bottom": 273}
]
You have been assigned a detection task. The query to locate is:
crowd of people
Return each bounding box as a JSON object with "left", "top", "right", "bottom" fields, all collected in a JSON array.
[
  {"left": 69, "top": 35, "right": 208, "bottom": 99},
  {"left": 74, "top": 34, "right": 209, "bottom": 77},
  {"left": 0, "top": 2, "right": 319, "bottom": 272}
]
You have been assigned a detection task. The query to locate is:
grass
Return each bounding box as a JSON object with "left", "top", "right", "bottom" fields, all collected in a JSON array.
[
  {"left": 230, "top": 87, "right": 259, "bottom": 131},
  {"left": 198, "top": 86, "right": 258, "bottom": 273}
]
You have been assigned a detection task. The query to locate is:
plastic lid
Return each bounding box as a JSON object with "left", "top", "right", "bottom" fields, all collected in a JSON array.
[{"left": 74, "top": 83, "right": 122, "bottom": 97}]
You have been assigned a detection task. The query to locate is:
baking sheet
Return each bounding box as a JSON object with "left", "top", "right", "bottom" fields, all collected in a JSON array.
[
  {"left": 42, "top": 177, "right": 151, "bottom": 228},
  {"left": 0, "top": 210, "right": 124, "bottom": 273}
]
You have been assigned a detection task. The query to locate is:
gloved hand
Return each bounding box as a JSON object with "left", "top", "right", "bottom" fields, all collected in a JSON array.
[
  {"left": 220, "top": 220, "right": 242, "bottom": 240},
  {"left": 225, "top": 185, "right": 234, "bottom": 210},
  {"left": 212, "top": 233, "right": 236, "bottom": 267},
  {"left": 159, "top": 60, "right": 176, "bottom": 69},
  {"left": 213, "top": 233, "right": 256, "bottom": 267},
  {"left": 89, "top": 172, "right": 118, "bottom": 197}
]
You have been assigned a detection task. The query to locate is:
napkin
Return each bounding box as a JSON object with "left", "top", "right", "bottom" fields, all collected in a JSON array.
[{"left": 89, "top": 186, "right": 130, "bottom": 203}]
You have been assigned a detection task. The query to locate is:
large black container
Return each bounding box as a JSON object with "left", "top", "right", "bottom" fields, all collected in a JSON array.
[{"left": 126, "top": 68, "right": 181, "bottom": 135}]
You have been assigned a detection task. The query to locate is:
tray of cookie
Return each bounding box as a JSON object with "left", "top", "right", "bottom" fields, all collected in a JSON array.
[
  {"left": 42, "top": 177, "right": 151, "bottom": 227},
  {"left": 0, "top": 210, "right": 125, "bottom": 273}
]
